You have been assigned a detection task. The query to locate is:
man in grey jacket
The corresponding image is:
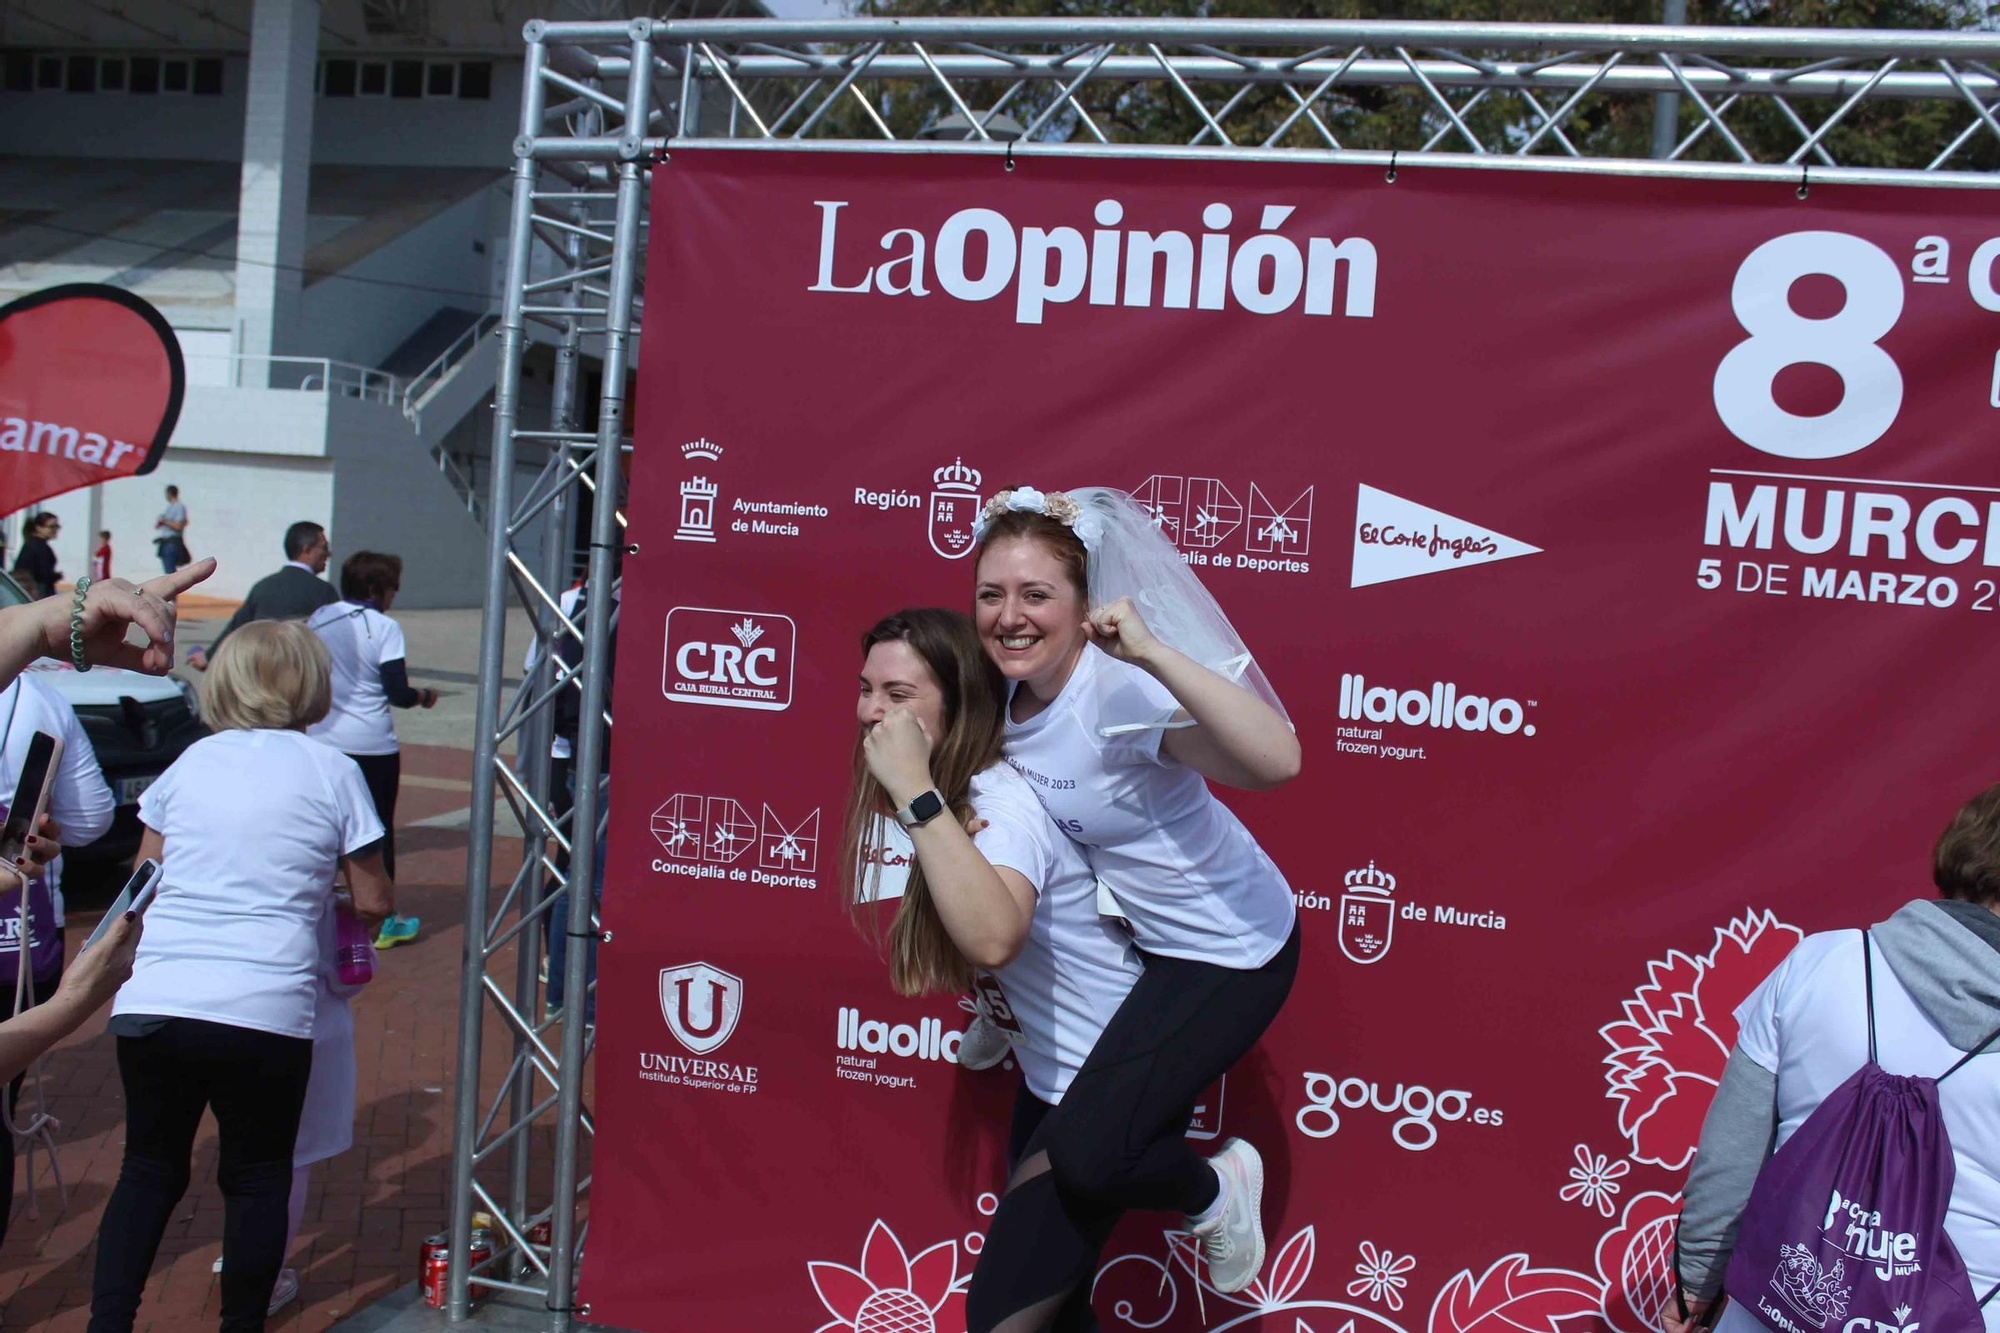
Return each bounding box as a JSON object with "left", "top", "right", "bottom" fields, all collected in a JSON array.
[
  {"left": 1668, "top": 788, "right": 2000, "bottom": 1333},
  {"left": 187, "top": 521, "right": 337, "bottom": 670}
]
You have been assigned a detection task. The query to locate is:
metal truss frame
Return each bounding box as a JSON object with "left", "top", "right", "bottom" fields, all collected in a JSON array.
[{"left": 449, "top": 16, "right": 2000, "bottom": 1333}]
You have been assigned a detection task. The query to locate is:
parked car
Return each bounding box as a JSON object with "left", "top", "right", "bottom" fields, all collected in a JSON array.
[{"left": 0, "top": 572, "right": 206, "bottom": 861}]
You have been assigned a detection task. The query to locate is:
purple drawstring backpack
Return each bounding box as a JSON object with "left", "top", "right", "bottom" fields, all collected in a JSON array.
[{"left": 1722, "top": 931, "right": 2000, "bottom": 1333}]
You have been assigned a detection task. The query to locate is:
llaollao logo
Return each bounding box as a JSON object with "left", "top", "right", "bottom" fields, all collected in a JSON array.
[{"left": 1339, "top": 674, "right": 1537, "bottom": 737}]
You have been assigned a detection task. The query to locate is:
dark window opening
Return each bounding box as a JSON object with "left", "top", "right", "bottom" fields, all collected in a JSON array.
[
  {"left": 359, "top": 61, "right": 387, "bottom": 95},
  {"left": 162, "top": 59, "right": 189, "bottom": 92},
  {"left": 3, "top": 53, "right": 32, "bottom": 92},
  {"left": 35, "top": 55, "right": 61, "bottom": 88},
  {"left": 100, "top": 57, "right": 126, "bottom": 91},
  {"left": 424, "top": 61, "right": 452, "bottom": 96},
  {"left": 457, "top": 60, "right": 490, "bottom": 99},
  {"left": 192, "top": 57, "right": 221, "bottom": 95},
  {"left": 129, "top": 55, "right": 159, "bottom": 93},
  {"left": 323, "top": 58, "right": 356, "bottom": 97},
  {"left": 66, "top": 55, "right": 95, "bottom": 92}
]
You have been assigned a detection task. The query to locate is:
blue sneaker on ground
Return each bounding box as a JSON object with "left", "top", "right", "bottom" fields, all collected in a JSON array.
[{"left": 374, "top": 914, "right": 421, "bottom": 949}]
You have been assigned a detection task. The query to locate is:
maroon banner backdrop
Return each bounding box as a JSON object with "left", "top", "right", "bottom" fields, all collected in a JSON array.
[
  {"left": 582, "top": 148, "right": 2000, "bottom": 1333},
  {"left": 0, "top": 284, "right": 182, "bottom": 514}
]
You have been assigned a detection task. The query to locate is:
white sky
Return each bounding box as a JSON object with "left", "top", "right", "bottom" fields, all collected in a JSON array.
[{"left": 757, "top": 0, "right": 844, "bottom": 15}]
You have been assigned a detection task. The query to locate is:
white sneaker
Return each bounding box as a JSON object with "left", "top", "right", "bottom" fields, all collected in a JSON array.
[
  {"left": 267, "top": 1267, "right": 299, "bottom": 1316},
  {"left": 1187, "top": 1138, "right": 1265, "bottom": 1295},
  {"left": 956, "top": 1011, "right": 1011, "bottom": 1071}
]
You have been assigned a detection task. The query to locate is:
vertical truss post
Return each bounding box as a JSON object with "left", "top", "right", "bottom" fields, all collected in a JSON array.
[
  {"left": 504, "top": 202, "right": 590, "bottom": 1281},
  {"left": 1652, "top": 0, "right": 1688, "bottom": 159},
  {"left": 449, "top": 22, "right": 550, "bottom": 1324},
  {"left": 543, "top": 22, "right": 655, "bottom": 1332}
]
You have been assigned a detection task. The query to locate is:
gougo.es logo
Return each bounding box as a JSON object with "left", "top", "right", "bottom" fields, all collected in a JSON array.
[{"left": 1295, "top": 1070, "right": 1504, "bottom": 1151}]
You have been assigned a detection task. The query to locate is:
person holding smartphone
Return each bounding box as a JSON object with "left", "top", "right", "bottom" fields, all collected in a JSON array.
[
  {"left": 0, "top": 671, "right": 114, "bottom": 1244},
  {"left": 87, "top": 621, "right": 392, "bottom": 1333}
]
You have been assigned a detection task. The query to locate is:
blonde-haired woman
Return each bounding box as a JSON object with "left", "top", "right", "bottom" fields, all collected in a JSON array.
[{"left": 88, "top": 621, "right": 393, "bottom": 1333}]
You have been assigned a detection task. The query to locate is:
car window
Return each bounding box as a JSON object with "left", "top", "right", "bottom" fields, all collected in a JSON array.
[{"left": 0, "top": 572, "right": 27, "bottom": 608}]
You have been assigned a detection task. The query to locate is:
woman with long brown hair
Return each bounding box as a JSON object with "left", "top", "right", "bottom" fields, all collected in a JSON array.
[{"left": 841, "top": 608, "right": 1142, "bottom": 1327}]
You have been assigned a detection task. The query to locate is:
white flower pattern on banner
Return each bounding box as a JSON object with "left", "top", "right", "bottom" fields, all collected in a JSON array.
[
  {"left": 1559, "top": 1145, "right": 1631, "bottom": 1218},
  {"left": 1348, "top": 1241, "right": 1417, "bottom": 1311},
  {"left": 807, "top": 1220, "right": 965, "bottom": 1333}
]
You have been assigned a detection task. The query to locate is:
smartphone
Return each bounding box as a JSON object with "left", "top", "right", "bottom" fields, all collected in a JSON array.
[
  {"left": 84, "top": 858, "right": 163, "bottom": 951},
  {"left": 0, "top": 731, "right": 62, "bottom": 864}
]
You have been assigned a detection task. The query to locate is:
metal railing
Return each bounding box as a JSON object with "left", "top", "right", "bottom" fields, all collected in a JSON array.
[
  {"left": 182, "top": 352, "right": 401, "bottom": 404},
  {"left": 450, "top": 16, "right": 2000, "bottom": 1333},
  {"left": 403, "top": 312, "right": 504, "bottom": 427}
]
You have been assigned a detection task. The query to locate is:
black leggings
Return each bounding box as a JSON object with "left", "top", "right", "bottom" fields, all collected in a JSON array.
[
  {"left": 966, "top": 922, "right": 1301, "bottom": 1333},
  {"left": 88, "top": 1019, "right": 312, "bottom": 1333},
  {"left": 349, "top": 750, "right": 401, "bottom": 882}
]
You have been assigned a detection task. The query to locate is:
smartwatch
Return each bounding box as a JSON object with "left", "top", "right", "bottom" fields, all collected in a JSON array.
[{"left": 894, "top": 789, "right": 947, "bottom": 828}]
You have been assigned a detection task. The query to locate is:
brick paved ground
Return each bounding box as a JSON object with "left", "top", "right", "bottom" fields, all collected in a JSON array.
[{"left": 0, "top": 740, "right": 537, "bottom": 1332}]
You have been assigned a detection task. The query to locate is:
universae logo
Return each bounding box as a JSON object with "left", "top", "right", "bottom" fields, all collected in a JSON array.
[
  {"left": 659, "top": 962, "right": 744, "bottom": 1055},
  {"left": 662, "top": 606, "right": 796, "bottom": 711}
]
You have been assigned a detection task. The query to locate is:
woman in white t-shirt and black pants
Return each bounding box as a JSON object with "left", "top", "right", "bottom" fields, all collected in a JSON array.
[
  {"left": 842, "top": 608, "right": 1145, "bottom": 1331},
  {"left": 306, "top": 551, "right": 436, "bottom": 949},
  {"left": 88, "top": 622, "right": 392, "bottom": 1333},
  {"left": 964, "top": 490, "right": 1303, "bottom": 1326}
]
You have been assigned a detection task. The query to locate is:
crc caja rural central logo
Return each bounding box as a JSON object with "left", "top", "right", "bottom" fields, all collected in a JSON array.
[{"left": 661, "top": 606, "right": 796, "bottom": 711}]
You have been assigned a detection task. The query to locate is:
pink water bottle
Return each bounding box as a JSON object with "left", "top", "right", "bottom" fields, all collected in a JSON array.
[{"left": 334, "top": 903, "right": 374, "bottom": 986}]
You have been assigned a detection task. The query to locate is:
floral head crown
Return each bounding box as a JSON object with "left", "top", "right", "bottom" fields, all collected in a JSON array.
[{"left": 970, "top": 486, "right": 1104, "bottom": 548}]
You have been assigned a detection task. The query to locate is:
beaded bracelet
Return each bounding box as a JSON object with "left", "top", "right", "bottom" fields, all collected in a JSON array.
[{"left": 69, "top": 575, "right": 93, "bottom": 673}]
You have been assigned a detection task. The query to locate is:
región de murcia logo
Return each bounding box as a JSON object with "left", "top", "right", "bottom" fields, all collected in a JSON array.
[
  {"left": 1338, "top": 860, "right": 1397, "bottom": 964},
  {"left": 929, "top": 459, "right": 981, "bottom": 559}
]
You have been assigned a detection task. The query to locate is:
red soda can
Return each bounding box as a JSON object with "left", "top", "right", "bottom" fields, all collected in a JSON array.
[
  {"left": 420, "top": 1234, "right": 451, "bottom": 1309},
  {"left": 528, "top": 1220, "right": 552, "bottom": 1248},
  {"left": 467, "top": 1229, "right": 496, "bottom": 1294}
]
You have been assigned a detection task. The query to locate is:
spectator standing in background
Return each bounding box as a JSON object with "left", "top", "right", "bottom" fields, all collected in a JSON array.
[
  {"left": 92, "top": 531, "right": 112, "bottom": 583},
  {"left": 11, "top": 515, "right": 60, "bottom": 600},
  {"left": 306, "top": 552, "right": 436, "bottom": 950},
  {"left": 154, "top": 487, "right": 188, "bottom": 575},
  {"left": 188, "top": 521, "right": 337, "bottom": 671},
  {"left": 88, "top": 621, "right": 392, "bottom": 1333}
]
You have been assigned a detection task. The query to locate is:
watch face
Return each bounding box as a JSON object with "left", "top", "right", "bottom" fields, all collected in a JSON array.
[{"left": 910, "top": 791, "right": 944, "bottom": 823}]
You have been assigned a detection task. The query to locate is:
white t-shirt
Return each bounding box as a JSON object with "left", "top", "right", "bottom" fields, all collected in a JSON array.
[
  {"left": 967, "top": 763, "right": 1140, "bottom": 1103},
  {"left": 1721, "top": 929, "right": 2000, "bottom": 1333},
  {"left": 0, "top": 674, "right": 115, "bottom": 928},
  {"left": 117, "top": 729, "right": 385, "bottom": 1039},
  {"left": 522, "top": 585, "right": 586, "bottom": 762},
  {"left": 307, "top": 602, "right": 406, "bottom": 757},
  {"left": 1003, "top": 645, "right": 1296, "bottom": 969}
]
